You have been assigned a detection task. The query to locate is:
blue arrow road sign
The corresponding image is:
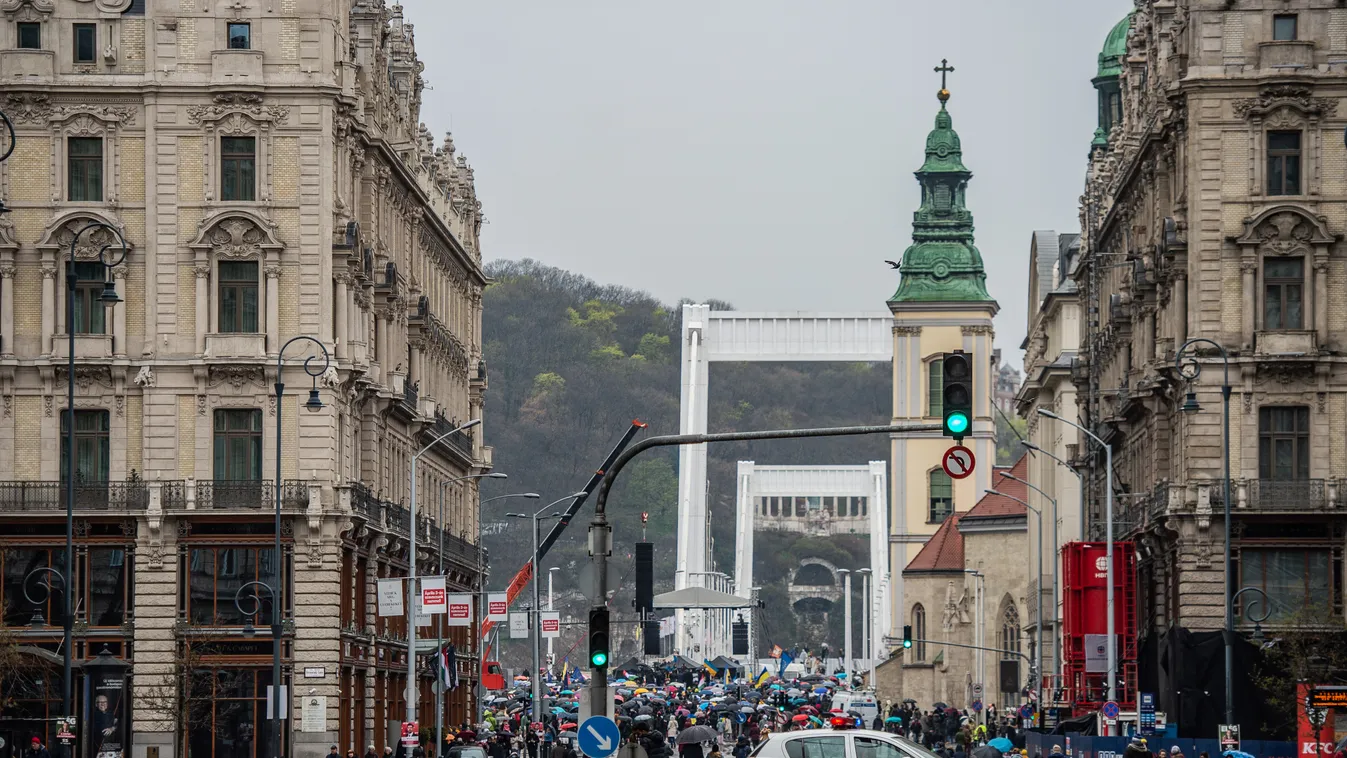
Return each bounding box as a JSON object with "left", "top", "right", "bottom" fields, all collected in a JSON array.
[
  {"left": 579, "top": 716, "right": 621, "bottom": 758},
  {"left": 1101, "top": 701, "right": 1120, "bottom": 720}
]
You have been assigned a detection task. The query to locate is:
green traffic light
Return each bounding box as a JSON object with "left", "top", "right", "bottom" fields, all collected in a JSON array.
[
  {"left": 591, "top": 651, "right": 608, "bottom": 666},
  {"left": 903, "top": 640, "right": 912, "bottom": 649},
  {"left": 945, "top": 412, "right": 969, "bottom": 435}
]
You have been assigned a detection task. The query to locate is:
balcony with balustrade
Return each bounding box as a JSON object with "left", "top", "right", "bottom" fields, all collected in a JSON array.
[{"left": 342, "top": 482, "right": 484, "bottom": 572}]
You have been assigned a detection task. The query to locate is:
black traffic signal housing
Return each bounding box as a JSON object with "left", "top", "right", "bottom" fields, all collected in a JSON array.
[
  {"left": 941, "top": 351, "right": 973, "bottom": 442},
  {"left": 732, "top": 617, "right": 749, "bottom": 656},
  {"left": 902, "top": 625, "right": 913, "bottom": 649},
  {"left": 588, "top": 608, "right": 610, "bottom": 669}
]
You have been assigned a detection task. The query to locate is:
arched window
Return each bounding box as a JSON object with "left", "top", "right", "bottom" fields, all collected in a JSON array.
[
  {"left": 929, "top": 470, "right": 953, "bottom": 523},
  {"left": 912, "top": 604, "right": 927, "bottom": 661},
  {"left": 997, "top": 601, "right": 1020, "bottom": 659}
]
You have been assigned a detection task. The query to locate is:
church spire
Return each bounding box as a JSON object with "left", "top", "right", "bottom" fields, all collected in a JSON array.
[{"left": 889, "top": 63, "right": 994, "bottom": 304}]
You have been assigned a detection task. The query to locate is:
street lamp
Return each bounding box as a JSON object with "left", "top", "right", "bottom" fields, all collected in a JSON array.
[
  {"left": 23, "top": 567, "right": 65, "bottom": 629},
  {"left": 1174, "top": 337, "right": 1233, "bottom": 723},
  {"left": 472, "top": 491, "right": 538, "bottom": 725},
  {"left": 406, "top": 418, "right": 482, "bottom": 734},
  {"left": 986, "top": 488, "right": 1045, "bottom": 714},
  {"left": 62, "top": 222, "right": 130, "bottom": 735},
  {"left": 999, "top": 470, "right": 1061, "bottom": 693},
  {"left": 234, "top": 581, "right": 275, "bottom": 639},
  {"left": 548, "top": 567, "right": 561, "bottom": 671},
  {"left": 507, "top": 492, "right": 586, "bottom": 727},
  {"left": 434, "top": 472, "right": 508, "bottom": 741},
  {"left": 837, "top": 569, "right": 851, "bottom": 689},
  {"left": 272, "top": 335, "right": 330, "bottom": 754},
  {"left": 1020, "top": 440, "right": 1085, "bottom": 542},
  {"left": 856, "top": 568, "right": 872, "bottom": 688},
  {"left": 1037, "top": 407, "right": 1117, "bottom": 707},
  {"left": 1231, "top": 586, "right": 1272, "bottom": 644}
]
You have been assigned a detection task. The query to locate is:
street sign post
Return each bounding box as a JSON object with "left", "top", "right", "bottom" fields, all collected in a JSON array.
[
  {"left": 972, "top": 683, "right": 983, "bottom": 699},
  {"left": 972, "top": 700, "right": 982, "bottom": 713},
  {"left": 579, "top": 716, "right": 621, "bottom": 758},
  {"left": 942, "top": 446, "right": 975, "bottom": 479}
]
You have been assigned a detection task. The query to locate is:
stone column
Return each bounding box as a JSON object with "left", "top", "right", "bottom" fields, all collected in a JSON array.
[
  {"left": 335, "top": 274, "right": 349, "bottom": 361},
  {"left": 266, "top": 264, "right": 281, "bottom": 355},
  {"left": 1174, "top": 273, "right": 1188, "bottom": 346},
  {"left": 195, "top": 264, "right": 210, "bottom": 356},
  {"left": 113, "top": 266, "right": 128, "bottom": 358},
  {"left": 41, "top": 263, "right": 55, "bottom": 356},
  {"left": 1241, "top": 259, "right": 1256, "bottom": 350},
  {"left": 0, "top": 263, "right": 14, "bottom": 358},
  {"left": 375, "top": 311, "right": 388, "bottom": 377},
  {"left": 1315, "top": 257, "right": 1329, "bottom": 348},
  {"left": 408, "top": 341, "right": 419, "bottom": 396}
]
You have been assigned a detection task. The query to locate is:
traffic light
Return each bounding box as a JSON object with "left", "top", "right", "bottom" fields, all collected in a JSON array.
[
  {"left": 634, "top": 542, "right": 654, "bottom": 613},
  {"left": 588, "top": 608, "right": 610, "bottom": 669},
  {"left": 941, "top": 351, "right": 973, "bottom": 441},
  {"left": 902, "top": 625, "right": 913, "bottom": 649},
  {"left": 732, "top": 618, "right": 749, "bottom": 656}
]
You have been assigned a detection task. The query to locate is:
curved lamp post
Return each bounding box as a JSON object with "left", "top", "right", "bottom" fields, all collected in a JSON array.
[
  {"left": 507, "top": 492, "right": 585, "bottom": 727},
  {"left": 433, "top": 471, "right": 508, "bottom": 742},
  {"left": 270, "top": 335, "right": 330, "bottom": 754},
  {"left": 234, "top": 580, "right": 275, "bottom": 639},
  {"left": 1230, "top": 586, "right": 1272, "bottom": 644},
  {"left": 1020, "top": 440, "right": 1085, "bottom": 542},
  {"left": 1037, "top": 407, "right": 1116, "bottom": 708},
  {"left": 1174, "top": 337, "right": 1233, "bottom": 723},
  {"left": 23, "top": 566, "right": 65, "bottom": 629},
  {"left": 64, "top": 222, "right": 130, "bottom": 729}
]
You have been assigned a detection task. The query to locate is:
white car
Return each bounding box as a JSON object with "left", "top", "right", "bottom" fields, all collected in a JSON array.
[{"left": 749, "top": 729, "right": 939, "bottom": 758}]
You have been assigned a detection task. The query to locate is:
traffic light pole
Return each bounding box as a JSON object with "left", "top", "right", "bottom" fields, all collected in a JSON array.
[{"left": 586, "top": 422, "right": 945, "bottom": 712}]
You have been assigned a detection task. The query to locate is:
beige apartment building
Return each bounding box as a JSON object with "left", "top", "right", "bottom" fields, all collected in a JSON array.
[
  {"left": 1041, "top": 0, "right": 1347, "bottom": 727},
  {"left": 0, "top": 2, "right": 491, "bottom": 758}
]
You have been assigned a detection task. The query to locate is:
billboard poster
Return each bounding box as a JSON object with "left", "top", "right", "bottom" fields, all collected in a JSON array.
[
  {"left": 445, "top": 594, "right": 473, "bottom": 627},
  {"left": 1299, "top": 683, "right": 1345, "bottom": 757},
  {"left": 487, "top": 593, "right": 508, "bottom": 622},
  {"left": 87, "top": 668, "right": 126, "bottom": 758}
]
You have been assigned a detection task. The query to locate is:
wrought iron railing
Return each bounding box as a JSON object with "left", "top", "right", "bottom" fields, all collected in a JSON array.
[
  {"left": 0, "top": 480, "right": 149, "bottom": 511},
  {"left": 428, "top": 412, "right": 473, "bottom": 458},
  {"left": 1248, "top": 479, "right": 1327, "bottom": 510},
  {"left": 350, "top": 482, "right": 381, "bottom": 522},
  {"left": 198, "top": 480, "right": 273, "bottom": 509},
  {"left": 385, "top": 502, "right": 411, "bottom": 533}
]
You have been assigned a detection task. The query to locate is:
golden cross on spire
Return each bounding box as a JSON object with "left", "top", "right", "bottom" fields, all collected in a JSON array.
[{"left": 934, "top": 59, "right": 954, "bottom": 103}]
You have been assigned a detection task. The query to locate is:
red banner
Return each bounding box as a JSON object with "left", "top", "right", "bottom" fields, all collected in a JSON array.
[{"left": 1299, "top": 683, "right": 1342, "bottom": 757}]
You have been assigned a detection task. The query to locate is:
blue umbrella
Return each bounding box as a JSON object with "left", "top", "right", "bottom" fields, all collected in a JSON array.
[
  {"left": 813, "top": 687, "right": 829, "bottom": 695},
  {"left": 988, "top": 738, "right": 1014, "bottom": 754},
  {"left": 1222, "top": 752, "right": 1255, "bottom": 758},
  {"left": 885, "top": 716, "right": 903, "bottom": 724}
]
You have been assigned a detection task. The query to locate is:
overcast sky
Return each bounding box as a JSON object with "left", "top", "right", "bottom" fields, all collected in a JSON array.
[{"left": 402, "top": 0, "right": 1131, "bottom": 367}]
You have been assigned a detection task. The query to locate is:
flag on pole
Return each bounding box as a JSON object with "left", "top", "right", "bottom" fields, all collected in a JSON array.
[
  {"left": 754, "top": 668, "right": 771, "bottom": 688},
  {"left": 778, "top": 649, "right": 794, "bottom": 680},
  {"left": 437, "top": 645, "right": 452, "bottom": 689}
]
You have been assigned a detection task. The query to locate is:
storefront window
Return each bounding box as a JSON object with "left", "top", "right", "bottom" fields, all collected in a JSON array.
[
  {"left": 187, "top": 668, "right": 275, "bottom": 758},
  {"left": 1, "top": 548, "right": 68, "bottom": 627},
  {"left": 186, "top": 547, "right": 280, "bottom": 626},
  {"left": 88, "top": 548, "right": 127, "bottom": 627}
]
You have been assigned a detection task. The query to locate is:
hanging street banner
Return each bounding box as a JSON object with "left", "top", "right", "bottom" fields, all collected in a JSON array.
[
  {"left": 487, "top": 592, "right": 509, "bottom": 621},
  {"left": 377, "top": 578, "right": 403, "bottom": 617},
  {"left": 509, "top": 612, "right": 529, "bottom": 639},
  {"left": 446, "top": 594, "right": 474, "bottom": 626},
  {"left": 540, "top": 612, "right": 561, "bottom": 638},
  {"left": 421, "top": 576, "right": 447, "bottom": 614}
]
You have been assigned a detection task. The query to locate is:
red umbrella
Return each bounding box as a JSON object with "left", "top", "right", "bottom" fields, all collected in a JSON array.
[
  {"left": 791, "top": 715, "right": 809, "bottom": 723},
  {"left": 798, "top": 706, "right": 819, "bottom": 715},
  {"left": 561, "top": 724, "right": 577, "bottom": 731}
]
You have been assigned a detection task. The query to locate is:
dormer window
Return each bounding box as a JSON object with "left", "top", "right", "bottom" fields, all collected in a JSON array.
[{"left": 1273, "top": 14, "right": 1298, "bottom": 41}]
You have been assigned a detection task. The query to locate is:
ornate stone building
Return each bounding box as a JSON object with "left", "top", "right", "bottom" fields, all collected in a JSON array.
[
  {"left": 1070, "top": 0, "right": 1347, "bottom": 724},
  {"left": 0, "top": 2, "right": 490, "bottom": 757}
]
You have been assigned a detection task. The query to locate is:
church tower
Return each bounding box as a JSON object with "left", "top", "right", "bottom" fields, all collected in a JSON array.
[{"left": 887, "top": 67, "right": 999, "bottom": 639}]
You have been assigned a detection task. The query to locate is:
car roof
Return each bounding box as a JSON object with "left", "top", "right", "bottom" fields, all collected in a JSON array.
[{"left": 770, "top": 729, "right": 893, "bottom": 741}]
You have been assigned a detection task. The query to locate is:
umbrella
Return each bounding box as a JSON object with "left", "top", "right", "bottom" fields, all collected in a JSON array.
[
  {"left": 786, "top": 689, "right": 803, "bottom": 697},
  {"left": 635, "top": 688, "right": 651, "bottom": 695},
  {"left": 813, "top": 688, "right": 829, "bottom": 695},
  {"left": 933, "top": 702, "right": 948, "bottom": 710},
  {"left": 739, "top": 707, "right": 755, "bottom": 714},
  {"left": 987, "top": 738, "right": 1015, "bottom": 754},
  {"left": 973, "top": 747, "right": 1004, "bottom": 758},
  {"left": 886, "top": 717, "right": 902, "bottom": 724},
  {"left": 560, "top": 723, "right": 577, "bottom": 731},
  {"left": 799, "top": 706, "right": 819, "bottom": 715},
  {"left": 791, "top": 715, "right": 809, "bottom": 723},
  {"left": 807, "top": 716, "right": 823, "bottom": 726},
  {"left": 677, "top": 725, "right": 719, "bottom": 744},
  {"left": 1222, "top": 752, "right": 1256, "bottom": 758},
  {"left": 635, "top": 715, "right": 654, "bottom": 723},
  {"left": 560, "top": 690, "right": 574, "bottom": 696},
  {"left": 902, "top": 699, "right": 917, "bottom": 705},
  {"left": 617, "top": 689, "right": 634, "bottom": 696}
]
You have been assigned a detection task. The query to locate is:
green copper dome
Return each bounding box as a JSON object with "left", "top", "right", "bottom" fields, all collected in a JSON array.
[
  {"left": 888, "top": 93, "right": 993, "bottom": 304},
  {"left": 1097, "top": 13, "right": 1133, "bottom": 80}
]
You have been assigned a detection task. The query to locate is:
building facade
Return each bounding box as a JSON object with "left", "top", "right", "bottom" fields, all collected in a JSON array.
[
  {"left": 887, "top": 83, "right": 999, "bottom": 644},
  {"left": 0, "top": 2, "right": 490, "bottom": 757},
  {"left": 1070, "top": 0, "right": 1347, "bottom": 720}
]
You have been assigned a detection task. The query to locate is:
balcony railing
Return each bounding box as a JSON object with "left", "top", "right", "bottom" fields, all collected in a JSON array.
[
  {"left": 386, "top": 502, "right": 411, "bottom": 533},
  {"left": 427, "top": 412, "right": 473, "bottom": 458},
  {"left": 1247, "top": 479, "right": 1327, "bottom": 511},
  {"left": 345, "top": 483, "right": 485, "bottom": 568},
  {"left": 0, "top": 480, "right": 149, "bottom": 512},
  {"left": 195, "top": 480, "right": 310, "bottom": 510}
]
